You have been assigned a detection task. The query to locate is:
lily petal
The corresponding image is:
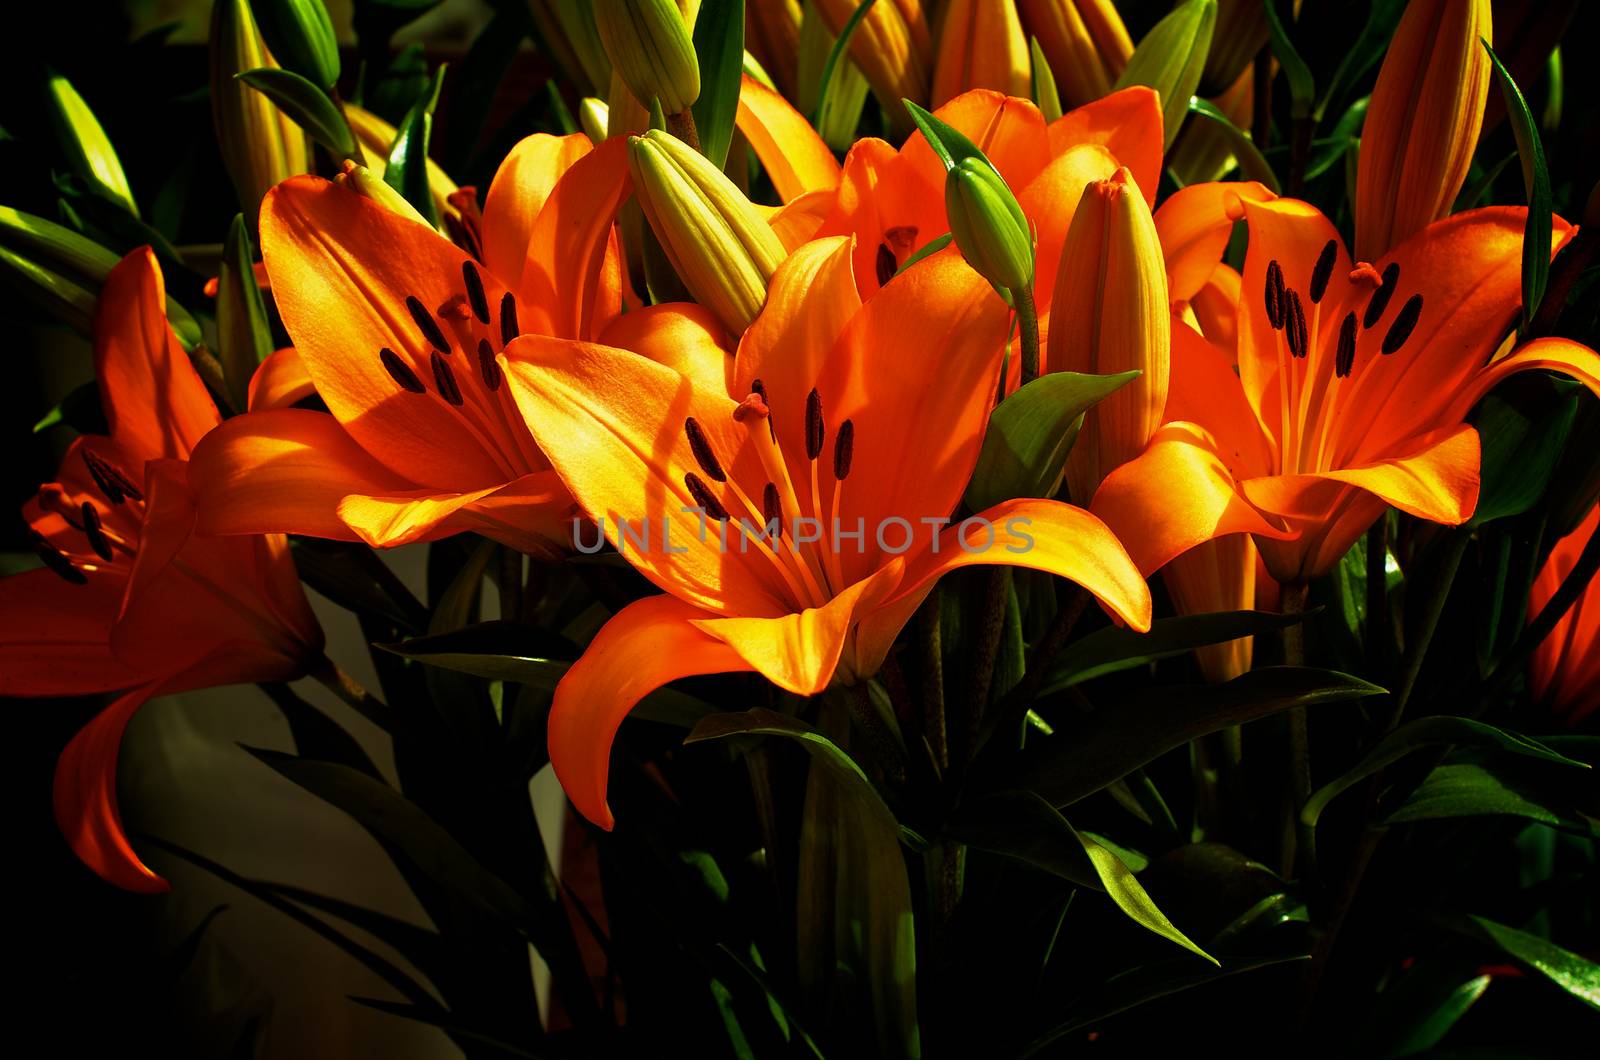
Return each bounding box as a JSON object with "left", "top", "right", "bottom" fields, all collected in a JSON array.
[
  {"left": 735, "top": 74, "right": 841, "bottom": 200},
  {"left": 599, "top": 302, "right": 735, "bottom": 393},
  {"left": 0, "top": 568, "right": 143, "bottom": 696},
  {"left": 551, "top": 594, "right": 752, "bottom": 829},
  {"left": 1441, "top": 336, "right": 1600, "bottom": 426},
  {"left": 817, "top": 136, "right": 944, "bottom": 296},
  {"left": 906, "top": 91, "right": 1051, "bottom": 190},
  {"left": 1045, "top": 87, "right": 1164, "bottom": 209},
  {"left": 479, "top": 132, "right": 593, "bottom": 287},
  {"left": 1155, "top": 180, "right": 1274, "bottom": 304},
  {"left": 247, "top": 347, "right": 315, "bottom": 411}
]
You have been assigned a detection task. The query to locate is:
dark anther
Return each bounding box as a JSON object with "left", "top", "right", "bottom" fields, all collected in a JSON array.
[
  {"left": 1310, "top": 239, "right": 1338, "bottom": 304},
  {"left": 1363, "top": 262, "right": 1401, "bottom": 328},
  {"left": 82, "top": 450, "right": 123, "bottom": 504},
  {"left": 406, "top": 295, "right": 450, "bottom": 353},
  {"left": 476, "top": 338, "right": 502, "bottom": 392},
  {"left": 751, "top": 379, "right": 775, "bottom": 441},
  {"left": 762, "top": 482, "right": 782, "bottom": 538},
  {"left": 80, "top": 502, "right": 114, "bottom": 562},
  {"left": 431, "top": 350, "right": 464, "bottom": 406},
  {"left": 31, "top": 532, "right": 86, "bottom": 585},
  {"left": 875, "top": 243, "right": 897, "bottom": 287},
  {"left": 1285, "top": 289, "right": 1308, "bottom": 359},
  {"left": 684, "top": 472, "right": 729, "bottom": 521},
  {"left": 684, "top": 417, "right": 727, "bottom": 482},
  {"left": 379, "top": 347, "right": 427, "bottom": 393},
  {"left": 462, "top": 260, "right": 490, "bottom": 324},
  {"left": 805, "top": 388, "right": 825, "bottom": 461},
  {"left": 1264, "top": 260, "right": 1286, "bottom": 329},
  {"left": 1335, "top": 312, "right": 1358, "bottom": 378},
  {"left": 500, "top": 292, "right": 520, "bottom": 346},
  {"left": 833, "top": 419, "right": 854, "bottom": 480},
  {"left": 1381, "top": 294, "right": 1423, "bottom": 355}
]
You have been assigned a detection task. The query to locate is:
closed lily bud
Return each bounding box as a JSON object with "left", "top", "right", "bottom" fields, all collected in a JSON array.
[
  {"left": 334, "top": 160, "right": 430, "bottom": 227},
  {"left": 745, "top": 0, "right": 803, "bottom": 99},
  {"left": 252, "top": 0, "right": 341, "bottom": 90},
  {"left": 799, "top": 2, "right": 872, "bottom": 149},
  {"left": 815, "top": 0, "right": 934, "bottom": 125},
  {"left": 210, "top": 0, "right": 309, "bottom": 228},
  {"left": 1050, "top": 167, "right": 1169, "bottom": 505},
  {"left": 526, "top": 0, "right": 613, "bottom": 97},
  {"left": 1199, "top": 0, "right": 1268, "bottom": 96},
  {"left": 1114, "top": 0, "right": 1216, "bottom": 151},
  {"left": 1354, "top": 0, "right": 1492, "bottom": 261},
  {"left": 578, "top": 97, "right": 611, "bottom": 142},
  {"left": 946, "top": 156, "right": 1034, "bottom": 295},
  {"left": 594, "top": 0, "right": 701, "bottom": 115},
  {"left": 627, "top": 129, "right": 785, "bottom": 333},
  {"left": 1016, "top": 0, "right": 1132, "bottom": 108},
  {"left": 932, "top": 0, "right": 1031, "bottom": 106}
]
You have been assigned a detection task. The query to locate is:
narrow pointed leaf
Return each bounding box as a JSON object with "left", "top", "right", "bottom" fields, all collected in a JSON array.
[
  {"left": 385, "top": 65, "right": 447, "bottom": 227},
  {"left": 1483, "top": 40, "right": 1552, "bottom": 333},
  {"left": 217, "top": 214, "right": 275, "bottom": 410},
  {"left": 1042, "top": 609, "right": 1312, "bottom": 693},
  {"left": 1452, "top": 915, "right": 1600, "bottom": 1011},
  {"left": 1187, "top": 97, "right": 1281, "bottom": 193},
  {"left": 238, "top": 67, "right": 357, "bottom": 157},
  {"left": 46, "top": 72, "right": 138, "bottom": 216},
  {"left": 691, "top": 0, "right": 745, "bottom": 168}
]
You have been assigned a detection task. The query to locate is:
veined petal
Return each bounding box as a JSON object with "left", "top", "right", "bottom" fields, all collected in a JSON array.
[
  {"left": 1166, "top": 319, "right": 1273, "bottom": 480},
  {"left": 1092, "top": 421, "right": 1292, "bottom": 578},
  {"left": 735, "top": 74, "right": 841, "bottom": 200},
  {"left": 599, "top": 301, "right": 735, "bottom": 393},
  {"left": 479, "top": 132, "right": 594, "bottom": 287},
  {"left": 931, "top": 1, "right": 1031, "bottom": 107},
  {"left": 95, "top": 249, "right": 221, "bottom": 462},
  {"left": 1044, "top": 87, "right": 1163, "bottom": 209},
  {"left": 1190, "top": 262, "right": 1241, "bottom": 354},
  {"left": 247, "top": 347, "right": 315, "bottom": 411},
  {"left": 189, "top": 407, "right": 418, "bottom": 541},
  {"left": 54, "top": 682, "right": 169, "bottom": 893},
  {"left": 336, "top": 472, "right": 575, "bottom": 555},
  {"left": 503, "top": 335, "right": 793, "bottom": 617},
  {"left": 552, "top": 594, "right": 753, "bottom": 829},
  {"left": 766, "top": 190, "right": 834, "bottom": 252},
  {"left": 1442, "top": 337, "right": 1600, "bottom": 425},
  {"left": 0, "top": 568, "right": 144, "bottom": 697},
  {"left": 1155, "top": 180, "right": 1274, "bottom": 304},
  {"left": 905, "top": 90, "right": 1051, "bottom": 190},
  {"left": 816, "top": 136, "right": 945, "bottom": 296},
  {"left": 1022, "top": 142, "right": 1120, "bottom": 306}
]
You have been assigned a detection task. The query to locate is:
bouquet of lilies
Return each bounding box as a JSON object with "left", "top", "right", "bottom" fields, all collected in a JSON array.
[{"left": 4, "top": 0, "right": 1598, "bottom": 1055}]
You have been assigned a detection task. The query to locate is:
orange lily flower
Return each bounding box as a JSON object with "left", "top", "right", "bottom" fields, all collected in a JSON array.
[
  {"left": 1528, "top": 505, "right": 1600, "bottom": 724},
  {"left": 187, "top": 133, "right": 632, "bottom": 555},
  {"left": 500, "top": 237, "right": 1152, "bottom": 828},
  {"left": 1353, "top": 0, "right": 1492, "bottom": 261},
  {"left": 1094, "top": 197, "right": 1600, "bottom": 586},
  {"left": 0, "top": 249, "right": 322, "bottom": 893},
  {"left": 816, "top": 86, "right": 1164, "bottom": 309},
  {"left": 931, "top": 0, "right": 1031, "bottom": 107},
  {"left": 1016, "top": 0, "right": 1132, "bottom": 108}
]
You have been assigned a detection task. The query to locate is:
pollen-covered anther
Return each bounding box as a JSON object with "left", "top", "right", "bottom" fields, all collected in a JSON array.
[
  {"left": 684, "top": 472, "right": 729, "bottom": 521},
  {"left": 431, "top": 351, "right": 464, "bottom": 406},
  {"left": 80, "top": 501, "right": 114, "bottom": 562},
  {"left": 1310, "top": 239, "right": 1338, "bottom": 304},
  {"left": 1285, "top": 289, "right": 1308, "bottom": 359},
  {"left": 750, "top": 379, "right": 775, "bottom": 440},
  {"left": 406, "top": 294, "right": 451, "bottom": 353},
  {"left": 499, "top": 292, "right": 520, "bottom": 346},
  {"left": 684, "top": 417, "right": 727, "bottom": 482},
  {"left": 1381, "top": 294, "right": 1423, "bottom": 355},
  {"left": 833, "top": 419, "right": 855, "bottom": 480},
  {"left": 1335, "top": 312, "right": 1359, "bottom": 378},
  {"left": 462, "top": 260, "right": 490, "bottom": 324},
  {"left": 1264, "top": 259, "right": 1286, "bottom": 329},
  {"left": 82, "top": 449, "right": 134, "bottom": 504},
  {"left": 30, "top": 530, "right": 86, "bottom": 585},
  {"left": 1363, "top": 262, "right": 1401, "bottom": 328},
  {"left": 762, "top": 482, "right": 782, "bottom": 538},
  {"left": 379, "top": 347, "right": 427, "bottom": 394},
  {"left": 476, "top": 338, "right": 502, "bottom": 392},
  {"left": 805, "top": 388, "right": 825, "bottom": 460}
]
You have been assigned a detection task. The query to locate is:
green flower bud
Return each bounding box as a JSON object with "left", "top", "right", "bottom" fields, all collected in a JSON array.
[
  {"left": 945, "top": 157, "right": 1034, "bottom": 294},
  {"left": 252, "top": 0, "right": 341, "bottom": 91},
  {"left": 627, "top": 129, "right": 785, "bottom": 333},
  {"left": 594, "top": 0, "right": 701, "bottom": 114}
]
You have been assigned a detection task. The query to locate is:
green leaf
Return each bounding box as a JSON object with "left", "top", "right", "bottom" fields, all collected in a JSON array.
[
  {"left": 1028, "top": 37, "right": 1062, "bottom": 123},
  {"left": 896, "top": 231, "right": 952, "bottom": 274},
  {"left": 813, "top": 0, "right": 879, "bottom": 130},
  {"left": 385, "top": 64, "right": 447, "bottom": 227},
  {"left": 31, "top": 380, "right": 105, "bottom": 435},
  {"left": 690, "top": 0, "right": 745, "bottom": 169},
  {"left": 1468, "top": 376, "right": 1580, "bottom": 525},
  {"left": 253, "top": 0, "right": 342, "bottom": 90},
  {"left": 1187, "top": 97, "right": 1281, "bottom": 193},
  {"left": 46, "top": 72, "right": 137, "bottom": 216},
  {"left": 1113, "top": 0, "right": 1216, "bottom": 149},
  {"left": 1384, "top": 761, "right": 1592, "bottom": 832},
  {"left": 237, "top": 67, "right": 357, "bottom": 157},
  {"left": 1263, "top": 0, "right": 1315, "bottom": 119},
  {"left": 902, "top": 98, "right": 987, "bottom": 173},
  {"left": 0, "top": 243, "right": 97, "bottom": 335},
  {"left": 1483, "top": 40, "right": 1552, "bottom": 333},
  {"left": 964, "top": 370, "right": 1139, "bottom": 513},
  {"left": 216, "top": 215, "right": 275, "bottom": 412},
  {"left": 1078, "top": 824, "right": 1216, "bottom": 964},
  {"left": 1454, "top": 915, "right": 1600, "bottom": 1011},
  {"left": 1000, "top": 667, "right": 1384, "bottom": 808},
  {"left": 1302, "top": 716, "right": 1589, "bottom": 834},
  {"left": 347, "top": 996, "right": 544, "bottom": 1059},
  {"left": 1041, "top": 609, "right": 1311, "bottom": 693}
]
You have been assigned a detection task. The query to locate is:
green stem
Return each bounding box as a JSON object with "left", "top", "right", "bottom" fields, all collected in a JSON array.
[
  {"left": 917, "top": 587, "right": 948, "bottom": 773},
  {"left": 310, "top": 656, "right": 388, "bottom": 731},
  {"left": 965, "top": 568, "right": 1014, "bottom": 765},
  {"left": 1364, "top": 517, "right": 1389, "bottom": 673},
  {"left": 1016, "top": 283, "right": 1041, "bottom": 386},
  {"left": 1279, "top": 581, "right": 1310, "bottom": 879},
  {"left": 667, "top": 107, "right": 701, "bottom": 151},
  {"left": 1384, "top": 529, "right": 1470, "bottom": 731}
]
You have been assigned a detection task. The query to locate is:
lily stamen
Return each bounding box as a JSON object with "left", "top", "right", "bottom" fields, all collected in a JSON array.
[
  {"left": 461, "top": 260, "right": 490, "bottom": 324},
  {"left": 378, "top": 347, "right": 427, "bottom": 394},
  {"left": 1381, "top": 294, "right": 1424, "bottom": 355},
  {"left": 499, "top": 291, "right": 519, "bottom": 346},
  {"left": 406, "top": 294, "right": 451, "bottom": 354},
  {"left": 430, "top": 351, "right": 464, "bottom": 406},
  {"left": 1363, "top": 262, "right": 1401, "bottom": 328}
]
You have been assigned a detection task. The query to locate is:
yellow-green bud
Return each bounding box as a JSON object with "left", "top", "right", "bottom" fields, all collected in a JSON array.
[
  {"left": 945, "top": 157, "right": 1034, "bottom": 294},
  {"left": 594, "top": 0, "right": 701, "bottom": 115},
  {"left": 334, "top": 160, "right": 431, "bottom": 227},
  {"left": 627, "top": 129, "right": 785, "bottom": 333},
  {"left": 252, "top": 0, "right": 341, "bottom": 90},
  {"left": 210, "top": 0, "right": 310, "bottom": 228},
  {"left": 1113, "top": 0, "right": 1216, "bottom": 150},
  {"left": 579, "top": 97, "right": 611, "bottom": 142}
]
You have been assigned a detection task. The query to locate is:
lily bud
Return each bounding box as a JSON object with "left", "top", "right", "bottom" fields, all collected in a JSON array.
[
  {"left": 526, "top": 0, "right": 613, "bottom": 97},
  {"left": 1050, "top": 167, "right": 1169, "bottom": 505},
  {"left": 334, "top": 160, "right": 431, "bottom": 227},
  {"left": 815, "top": 0, "right": 934, "bottom": 129},
  {"left": 1164, "top": 537, "right": 1262, "bottom": 683},
  {"left": 932, "top": 0, "right": 1031, "bottom": 106},
  {"left": 1354, "top": 0, "right": 1492, "bottom": 261},
  {"left": 578, "top": 97, "right": 611, "bottom": 142},
  {"left": 342, "top": 104, "right": 461, "bottom": 228},
  {"left": 799, "top": 2, "right": 872, "bottom": 150},
  {"left": 594, "top": 0, "right": 701, "bottom": 115},
  {"left": 1113, "top": 0, "right": 1216, "bottom": 151},
  {"left": 251, "top": 0, "right": 341, "bottom": 90},
  {"left": 1016, "top": 0, "right": 1132, "bottom": 108},
  {"left": 945, "top": 157, "right": 1034, "bottom": 295},
  {"left": 745, "top": 0, "right": 802, "bottom": 99},
  {"left": 1198, "top": 0, "right": 1268, "bottom": 96},
  {"left": 627, "top": 129, "right": 785, "bottom": 333},
  {"left": 209, "top": 0, "right": 309, "bottom": 228},
  {"left": 605, "top": 66, "right": 652, "bottom": 139}
]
